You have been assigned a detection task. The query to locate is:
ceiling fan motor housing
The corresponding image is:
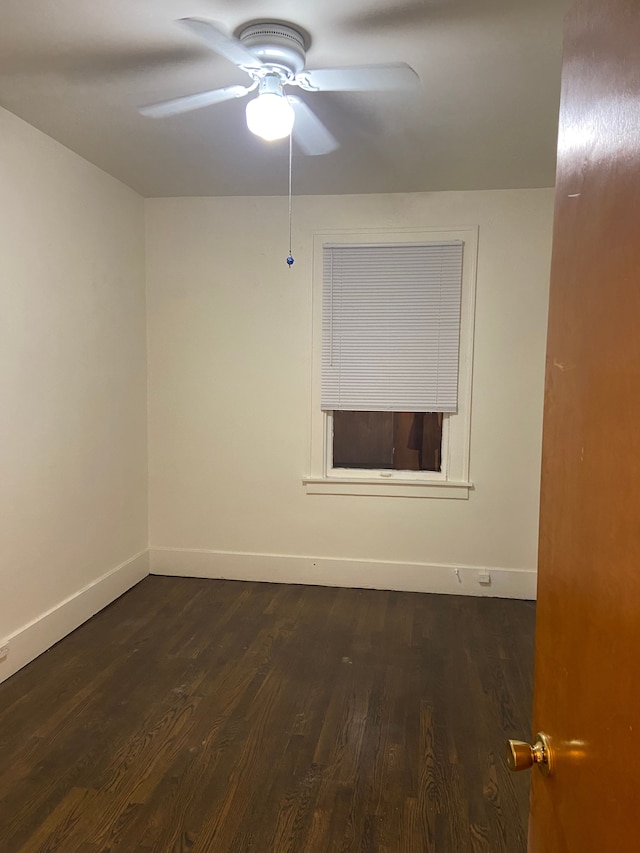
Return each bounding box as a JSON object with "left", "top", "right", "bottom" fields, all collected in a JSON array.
[{"left": 238, "top": 23, "right": 306, "bottom": 77}]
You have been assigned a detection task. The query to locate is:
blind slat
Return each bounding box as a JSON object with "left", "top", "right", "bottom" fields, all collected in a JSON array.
[{"left": 322, "top": 241, "right": 463, "bottom": 413}]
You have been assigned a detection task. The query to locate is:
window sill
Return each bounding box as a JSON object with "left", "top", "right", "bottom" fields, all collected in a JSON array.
[{"left": 302, "top": 477, "right": 472, "bottom": 499}]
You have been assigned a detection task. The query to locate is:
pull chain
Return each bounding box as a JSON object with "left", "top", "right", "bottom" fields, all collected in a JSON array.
[{"left": 286, "top": 132, "right": 294, "bottom": 268}]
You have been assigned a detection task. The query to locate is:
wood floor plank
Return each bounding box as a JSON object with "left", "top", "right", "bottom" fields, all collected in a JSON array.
[{"left": 0, "top": 577, "right": 535, "bottom": 852}]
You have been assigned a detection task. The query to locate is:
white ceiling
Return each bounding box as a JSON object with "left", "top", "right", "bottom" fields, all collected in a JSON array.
[{"left": 0, "top": 0, "right": 568, "bottom": 197}]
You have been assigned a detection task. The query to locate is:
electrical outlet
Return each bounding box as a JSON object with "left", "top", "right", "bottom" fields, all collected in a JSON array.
[
  {"left": 0, "top": 644, "right": 9, "bottom": 661},
  {"left": 478, "top": 571, "right": 492, "bottom": 586}
]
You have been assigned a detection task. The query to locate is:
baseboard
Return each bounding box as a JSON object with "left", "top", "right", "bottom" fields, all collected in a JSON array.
[
  {"left": 149, "top": 548, "right": 537, "bottom": 600},
  {"left": 0, "top": 550, "right": 149, "bottom": 684}
]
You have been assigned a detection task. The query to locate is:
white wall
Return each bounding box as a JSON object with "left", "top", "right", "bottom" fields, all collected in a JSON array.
[
  {"left": 146, "top": 189, "right": 553, "bottom": 598},
  {"left": 0, "top": 108, "right": 148, "bottom": 681}
]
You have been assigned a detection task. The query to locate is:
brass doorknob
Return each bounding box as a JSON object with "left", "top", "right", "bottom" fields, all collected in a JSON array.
[{"left": 506, "top": 731, "right": 553, "bottom": 776}]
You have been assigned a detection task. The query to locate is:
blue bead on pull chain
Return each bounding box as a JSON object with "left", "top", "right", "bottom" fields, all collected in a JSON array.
[{"left": 286, "top": 255, "right": 294, "bottom": 267}]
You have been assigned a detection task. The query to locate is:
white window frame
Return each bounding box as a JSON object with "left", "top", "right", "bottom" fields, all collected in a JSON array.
[{"left": 303, "top": 226, "right": 478, "bottom": 499}]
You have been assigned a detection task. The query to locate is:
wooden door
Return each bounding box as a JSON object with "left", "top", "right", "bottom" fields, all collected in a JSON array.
[{"left": 528, "top": 1, "right": 640, "bottom": 850}]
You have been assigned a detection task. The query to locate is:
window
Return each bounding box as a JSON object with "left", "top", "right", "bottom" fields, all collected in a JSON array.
[
  {"left": 304, "top": 227, "right": 478, "bottom": 499},
  {"left": 333, "top": 411, "right": 443, "bottom": 472}
]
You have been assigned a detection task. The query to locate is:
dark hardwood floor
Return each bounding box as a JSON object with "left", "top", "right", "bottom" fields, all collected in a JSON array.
[{"left": 0, "top": 577, "right": 536, "bottom": 852}]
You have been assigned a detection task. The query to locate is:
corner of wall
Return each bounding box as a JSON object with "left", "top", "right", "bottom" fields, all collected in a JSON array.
[{"left": 0, "top": 550, "right": 149, "bottom": 685}]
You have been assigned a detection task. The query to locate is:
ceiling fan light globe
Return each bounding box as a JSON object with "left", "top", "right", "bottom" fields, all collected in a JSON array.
[{"left": 245, "top": 93, "right": 295, "bottom": 141}]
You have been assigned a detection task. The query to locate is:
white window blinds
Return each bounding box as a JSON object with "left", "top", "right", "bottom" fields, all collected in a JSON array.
[{"left": 322, "top": 241, "right": 463, "bottom": 413}]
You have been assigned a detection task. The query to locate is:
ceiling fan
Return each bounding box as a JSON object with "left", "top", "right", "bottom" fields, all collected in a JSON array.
[{"left": 140, "top": 18, "right": 419, "bottom": 155}]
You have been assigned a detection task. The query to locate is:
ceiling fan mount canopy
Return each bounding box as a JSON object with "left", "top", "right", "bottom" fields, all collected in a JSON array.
[{"left": 237, "top": 22, "right": 307, "bottom": 79}]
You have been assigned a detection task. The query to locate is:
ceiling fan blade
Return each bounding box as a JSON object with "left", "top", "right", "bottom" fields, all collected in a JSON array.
[
  {"left": 289, "top": 98, "right": 339, "bottom": 156},
  {"left": 179, "top": 18, "right": 263, "bottom": 70},
  {"left": 140, "top": 84, "right": 250, "bottom": 118},
  {"left": 297, "top": 63, "right": 419, "bottom": 93}
]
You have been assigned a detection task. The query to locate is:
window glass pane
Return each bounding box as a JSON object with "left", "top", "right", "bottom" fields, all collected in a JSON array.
[
  {"left": 333, "top": 412, "right": 443, "bottom": 472},
  {"left": 333, "top": 411, "right": 394, "bottom": 469},
  {"left": 393, "top": 412, "right": 442, "bottom": 472}
]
